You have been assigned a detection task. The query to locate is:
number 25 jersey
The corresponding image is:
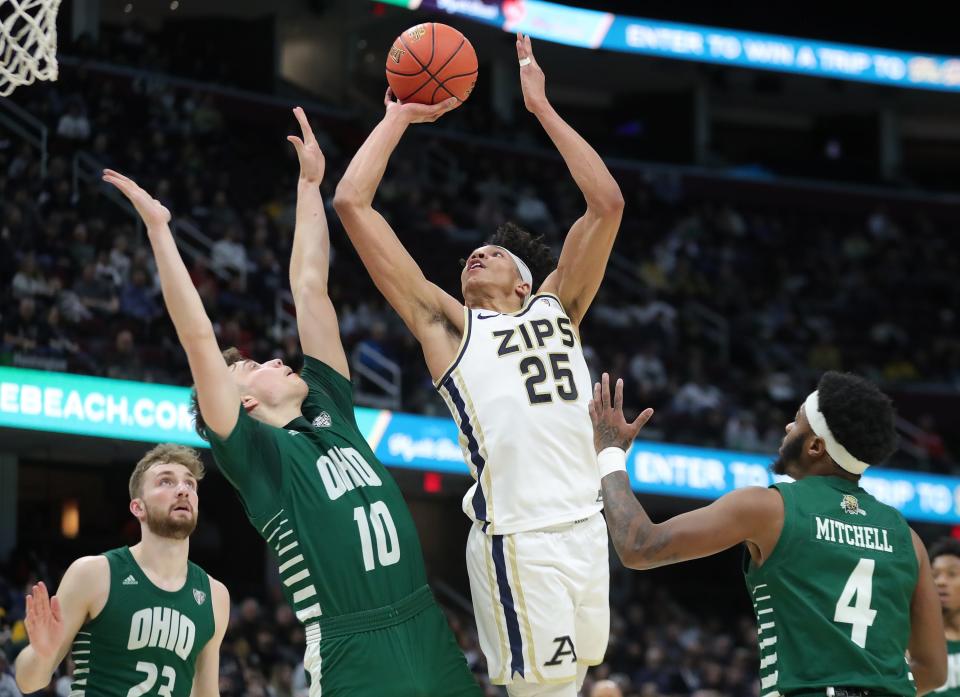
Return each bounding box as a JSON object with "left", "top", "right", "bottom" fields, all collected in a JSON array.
[{"left": 436, "top": 294, "right": 602, "bottom": 535}]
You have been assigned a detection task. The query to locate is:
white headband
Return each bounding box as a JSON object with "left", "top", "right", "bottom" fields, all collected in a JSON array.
[
  {"left": 493, "top": 246, "right": 533, "bottom": 289},
  {"left": 804, "top": 390, "right": 870, "bottom": 474}
]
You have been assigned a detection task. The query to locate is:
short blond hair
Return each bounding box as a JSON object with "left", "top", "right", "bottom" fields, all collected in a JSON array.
[{"left": 129, "top": 443, "right": 205, "bottom": 499}]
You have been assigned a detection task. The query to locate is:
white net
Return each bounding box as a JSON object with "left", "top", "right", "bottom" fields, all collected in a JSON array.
[{"left": 0, "top": 0, "right": 61, "bottom": 97}]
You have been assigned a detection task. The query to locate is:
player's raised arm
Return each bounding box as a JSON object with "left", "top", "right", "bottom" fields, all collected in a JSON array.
[
  {"left": 333, "top": 91, "right": 464, "bottom": 345},
  {"left": 191, "top": 578, "right": 231, "bottom": 697},
  {"left": 286, "top": 107, "right": 349, "bottom": 378},
  {"left": 588, "top": 374, "right": 783, "bottom": 569},
  {"left": 15, "top": 558, "right": 108, "bottom": 693},
  {"left": 909, "top": 532, "right": 949, "bottom": 694},
  {"left": 516, "top": 34, "right": 625, "bottom": 326},
  {"left": 102, "top": 170, "right": 240, "bottom": 439}
]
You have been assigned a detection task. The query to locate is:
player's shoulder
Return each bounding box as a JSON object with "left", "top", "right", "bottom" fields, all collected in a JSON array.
[
  {"left": 66, "top": 554, "right": 110, "bottom": 579},
  {"left": 722, "top": 486, "right": 785, "bottom": 517},
  {"left": 59, "top": 555, "right": 111, "bottom": 606},
  {"left": 726, "top": 485, "right": 783, "bottom": 503},
  {"left": 206, "top": 575, "right": 231, "bottom": 608}
]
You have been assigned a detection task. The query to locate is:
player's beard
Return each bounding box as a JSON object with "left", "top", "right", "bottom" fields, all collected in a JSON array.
[
  {"left": 144, "top": 502, "right": 197, "bottom": 540},
  {"left": 772, "top": 435, "right": 805, "bottom": 476}
]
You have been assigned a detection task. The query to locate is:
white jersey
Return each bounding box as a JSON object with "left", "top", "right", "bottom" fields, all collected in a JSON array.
[{"left": 436, "top": 293, "right": 602, "bottom": 535}]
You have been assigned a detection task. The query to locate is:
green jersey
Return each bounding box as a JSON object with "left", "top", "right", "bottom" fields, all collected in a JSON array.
[
  {"left": 208, "top": 356, "right": 428, "bottom": 622},
  {"left": 69, "top": 547, "right": 214, "bottom": 697},
  {"left": 935, "top": 639, "right": 960, "bottom": 695},
  {"left": 745, "top": 476, "right": 917, "bottom": 697}
]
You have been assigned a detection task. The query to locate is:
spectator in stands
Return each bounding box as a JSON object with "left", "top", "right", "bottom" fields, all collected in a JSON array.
[
  {"left": 915, "top": 414, "right": 950, "bottom": 471},
  {"left": 628, "top": 343, "right": 668, "bottom": 403},
  {"left": 0, "top": 651, "right": 22, "bottom": 697},
  {"left": 210, "top": 225, "right": 248, "bottom": 279},
  {"left": 119, "top": 267, "right": 161, "bottom": 321},
  {"left": 724, "top": 410, "right": 761, "bottom": 452},
  {"left": 56, "top": 101, "right": 91, "bottom": 141},
  {"left": 2, "top": 298, "right": 42, "bottom": 353},
  {"left": 73, "top": 263, "right": 120, "bottom": 317},
  {"left": 10, "top": 255, "right": 50, "bottom": 299},
  {"left": 671, "top": 368, "right": 724, "bottom": 416},
  {"left": 590, "top": 679, "right": 623, "bottom": 697},
  {"left": 209, "top": 191, "right": 240, "bottom": 229},
  {"left": 192, "top": 94, "right": 224, "bottom": 134},
  {"left": 105, "top": 329, "right": 144, "bottom": 381},
  {"left": 513, "top": 185, "right": 555, "bottom": 238},
  {"left": 67, "top": 224, "right": 96, "bottom": 268},
  {"left": 43, "top": 306, "right": 81, "bottom": 361}
]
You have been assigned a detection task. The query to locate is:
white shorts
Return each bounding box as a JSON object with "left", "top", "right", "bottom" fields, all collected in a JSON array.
[{"left": 466, "top": 512, "right": 610, "bottom": 686}]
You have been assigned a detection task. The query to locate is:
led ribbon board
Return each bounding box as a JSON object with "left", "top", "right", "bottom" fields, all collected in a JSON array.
[
  {"left": 376, "top": 0, "right": 960, "bottom": 92},
  {"left": 3, "top": 366, "right": 958, "bottom": 523}
]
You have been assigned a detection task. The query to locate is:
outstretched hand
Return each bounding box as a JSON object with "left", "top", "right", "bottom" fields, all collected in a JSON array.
[
  {"left": 384, "top": 87, "right": 459, "bottom": 125},
  {"left": 588, "top": 373, "right": 654, "bottom": 453},
  {"left": 287, "top": 106, "right": 325, "bottom": 185},
  {"left": 102, "top": 169, "right": 171, "bottom": 229},
  {"left": 516, "top": 33, "right": 548, "bottom": 114},
  {"left": 24, "top": 582, "right": 65, "bottom": 661}
]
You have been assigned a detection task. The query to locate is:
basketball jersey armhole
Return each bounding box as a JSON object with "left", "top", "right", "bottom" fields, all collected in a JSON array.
[
  {"left": 755, "top": 484, "right": 793, "bottom": 573},
  {"left": 83, "top": 551, "right": 116, "bottom": 628},
  {"left": 433, "top": 305, "right": 472, "bottom": 388}
]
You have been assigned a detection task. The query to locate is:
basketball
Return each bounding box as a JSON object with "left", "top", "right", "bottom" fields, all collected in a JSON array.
[{"left": 385, "top": 23, "right": 478, "bottom": 105}]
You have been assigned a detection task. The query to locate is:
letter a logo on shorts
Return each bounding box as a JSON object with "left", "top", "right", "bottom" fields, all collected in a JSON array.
[{"left": 544, "top": 636, "right": 577, "bottom": 666}]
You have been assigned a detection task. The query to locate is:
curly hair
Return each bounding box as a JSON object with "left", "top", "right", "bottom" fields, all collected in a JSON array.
[
  {"left": 929, "top": 537, "right": 960, "bottom": 564},
  {"left": 486, "top": 222, "right": 556, "bottom": 289},
  {"left": 816, "top": 371, "right": 897, "bottom": 467},
  {"left": 190, "top": 346, "right": 245, "bottom": 441}
]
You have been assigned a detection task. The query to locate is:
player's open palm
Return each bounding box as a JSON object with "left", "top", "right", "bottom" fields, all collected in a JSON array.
[
  {"left": 516, "top": 33, "right": 547, "bottom": 113},
  {"left": 589, "top": 373, "right": 654, "bottom": 453},
  {"left": 102, "top": 169, "right": 171, "bottom": 229},
  {"left": 288, "top": 106, "right": 325, "bottom": 185},
  {"left": 24, "top": 581, "right": 65, "bottom": 660},
  {"left": 384, "top": 87, "right": 459, "bottom": 124}
]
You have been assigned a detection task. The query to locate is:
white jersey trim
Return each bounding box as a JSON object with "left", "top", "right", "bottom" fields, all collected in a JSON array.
[{"left": 433, "top": 305, "right": 472, "bottom": 389}]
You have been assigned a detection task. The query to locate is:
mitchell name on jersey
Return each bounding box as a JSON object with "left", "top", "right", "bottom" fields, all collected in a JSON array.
[{"left": 436, "top": 294, "right": 602, "bottom": 535}]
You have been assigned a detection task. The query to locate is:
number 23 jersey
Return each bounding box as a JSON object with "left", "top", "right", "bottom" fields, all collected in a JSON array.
[{"left": 436, "top": 294, "right": 602, "bottom": 535}]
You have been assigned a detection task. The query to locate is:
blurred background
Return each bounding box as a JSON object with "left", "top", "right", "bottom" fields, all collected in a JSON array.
[{"left": 2, "top": 1, "right": 960, "bottom": 695}]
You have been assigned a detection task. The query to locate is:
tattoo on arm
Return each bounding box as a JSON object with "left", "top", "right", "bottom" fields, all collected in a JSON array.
[
  {"left": 594, "top": 421, "right": 635, "bottom": 451},
  {"left": 601, "top": 472, "right": 673, "bottom": 567}
]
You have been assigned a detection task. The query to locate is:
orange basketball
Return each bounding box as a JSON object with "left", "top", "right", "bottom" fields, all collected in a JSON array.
[{"left": 385, "top": 23, "right": 478, "bottom": 105}]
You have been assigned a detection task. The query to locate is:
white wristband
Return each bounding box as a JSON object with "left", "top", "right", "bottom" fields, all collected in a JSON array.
[{"left": 597, "top": 447, "right": 627, "bottom": 479}]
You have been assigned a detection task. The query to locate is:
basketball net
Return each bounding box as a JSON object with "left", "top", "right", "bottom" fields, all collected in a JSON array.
[{"left": 0, "top": 0, "right": 61, "bottom": 97}]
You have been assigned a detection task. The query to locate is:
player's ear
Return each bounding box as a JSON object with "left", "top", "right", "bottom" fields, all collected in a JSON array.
[
  {"left": 130, "top": 497, "right": 146, "bottom": 520},
  {"left": 808, "top": 434, "right": 827, "bottom": 459},
  {"left": 241, "top": 395, "right": 259, "bottom": 413},
  {"left": 515, "top": 281, "right": 531, "bottom": 299}
]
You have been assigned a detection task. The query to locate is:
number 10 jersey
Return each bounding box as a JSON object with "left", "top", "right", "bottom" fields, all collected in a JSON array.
[{"left": 436, "top": 294, "right": 602, "bottom": 535}]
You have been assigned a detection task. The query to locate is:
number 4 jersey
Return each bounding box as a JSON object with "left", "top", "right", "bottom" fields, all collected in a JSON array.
[
  {"left": 68, "top": 547, "right": 215, "bottom": 697},
  {"left": 745, "top": 475, "right": 918, "bottom": 697},
  {"left": 436, "top": 294, "right": 602, "bottom": 535}
]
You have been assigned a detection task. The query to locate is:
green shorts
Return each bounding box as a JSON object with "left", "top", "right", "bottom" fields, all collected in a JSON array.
[{"left": 302, "top": 585, "right": 482, "bottom": 697}]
